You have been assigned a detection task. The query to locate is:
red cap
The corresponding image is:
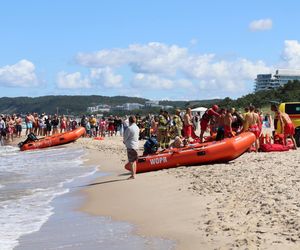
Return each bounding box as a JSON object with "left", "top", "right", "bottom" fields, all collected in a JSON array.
[{"left": 212, "top": 105, "right": 219, "bottom": 111}]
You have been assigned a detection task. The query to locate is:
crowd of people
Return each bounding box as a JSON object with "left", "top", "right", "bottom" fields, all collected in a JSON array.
[
  {"left": 146, "top": 105, "right": 264, "bottom": 151},
  {"left": 0, "top": 113, "right": 78, "bottom": 145},
  {"left": 0, "top": 103, "right": 296, "bottom": 150},
  {"left": 139, "top": 104, "right": 295, "bottom": 152},
  {"left": 121, "top": 103, "right": 296, "bottom": 179}
]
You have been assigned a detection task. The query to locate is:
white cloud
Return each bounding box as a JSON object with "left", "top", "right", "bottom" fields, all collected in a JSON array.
[
  {"left": 91, "top": 67, "right": 123, "bottom": 88},
  {"left": 132, "top": 73, "right": 173, "bottom": 89},
  {"left": 57, "top": 71, "right": 91, "bottom": 89},
  {"left": 0, "top": 60, "right": 38, "bottom": 87},
  {"left": 281, "top": 40, "right": 300, "bottom": 68},
  {"left": 176, "top": 79, "right": 194, "bottom": 88},
  {"left": 74, "top": 42, "right": 274, "bottom": 97},
  {"left": 77, "top": 49, "right": 130, "bottom": 68},
  {"left": 77, "top": 42, "right": 187, "bottom": 76},
  {"left": 182, "top": 56, "right": 270, "bottom": 93},
  {"left": 249, "top": 18, "right": 272, "bottom": 31}
]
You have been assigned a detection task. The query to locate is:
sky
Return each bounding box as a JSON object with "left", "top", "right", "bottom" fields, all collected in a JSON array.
[{"left": 1, "top": 0, "right": 300, "bottom": 100}]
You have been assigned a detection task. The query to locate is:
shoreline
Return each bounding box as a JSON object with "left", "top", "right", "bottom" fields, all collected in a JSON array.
[{"left": 13, "top": 140, "right": 174, "bottom": 250}]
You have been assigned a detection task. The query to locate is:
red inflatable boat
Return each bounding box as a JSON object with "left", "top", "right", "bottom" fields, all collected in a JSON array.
[
  {"left": 19, "top": 127, "right": 85, "bottom": 151},
  {"left": 125, "top": 132, "right": 256, "bottom": 173}
]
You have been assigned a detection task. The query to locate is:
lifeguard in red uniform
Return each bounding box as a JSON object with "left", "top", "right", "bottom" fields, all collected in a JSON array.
[{"left": 200, "top": 105, "right": 220, "bottom": 143}]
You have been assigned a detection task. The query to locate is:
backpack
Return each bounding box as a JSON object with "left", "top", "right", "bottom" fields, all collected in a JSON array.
[{"left": 143, "top": 137, "right": 159, "bottom": 155}]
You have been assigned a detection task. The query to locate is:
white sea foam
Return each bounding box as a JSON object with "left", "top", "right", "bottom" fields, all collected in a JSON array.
[
  {"left": 0, "top": 187, "right": 69, "bottom": 250},
  {"left": 0, "top": 145, "right": 19, "bottom": 157},
  {"left": 0, "top": 146, "right": 96, "bottom": 250}
]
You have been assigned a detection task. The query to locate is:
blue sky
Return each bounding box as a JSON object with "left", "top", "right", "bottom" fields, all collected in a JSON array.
[{"left": 1, "top": 0, "right": 300, "bottom": 100}]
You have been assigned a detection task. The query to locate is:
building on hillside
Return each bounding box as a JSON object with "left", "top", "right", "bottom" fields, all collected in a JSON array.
[
  {"left": 123, "top": 103, "right": 144, "bottom": 111},
  {"left": 112, "top": 105, "right": 125, "bottom": 111},
  {"left": 112, "top": 103, "right": 144, "bottom": 111},
  {"left": 144, "top": 100, "right": 160, "bottom": 108},
  {"left": 144, "top": 100, "right": 174, "bottom": 110},
  {"left": 255, "top": 69, "right": 300, "bottom": 92},
  {"left": 87, "top": 104, "right": 111, "bottom": 113},
  {"left": 87, "top": 106, "right": 98, "bottom": 113}
]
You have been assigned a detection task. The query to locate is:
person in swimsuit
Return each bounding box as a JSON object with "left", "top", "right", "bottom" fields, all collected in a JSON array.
[
  {"left": 230, "top": 108, "right": 243, "bottom": 133},
  {"left": 6, "top": 116, "right": 15, "bottom": 142},
  {"left": 60, "top": 115, "right": 67, "bottom": 133},
  {"left": 99, "top": 117, "right": 107, "bottom": 137},
  {"left": 224, "top": 109, "right": 234, "bottom": 138},
  {"left": 107, "top": 116, "right": 115, "bottom": 137},
  {"left": 183, "top": 108, "right": 193, "bottom": 141},
  {"left": 33, "top": 113, "right": 39, "bottom": 134},
  {"left": 215, "top": 108, "right": 226, "bottom": 141},
  {"left": 25, "top": 113, "right": 33, "bottom": 135},
  {"left": 243, "top": 105, "right": 261, "bottom": 152},
  {"left": 271, "top": 104, "right": 297, "bottom": 149},
  {"left": 15, "top": 114, "right": 23, "bottom": 138}
]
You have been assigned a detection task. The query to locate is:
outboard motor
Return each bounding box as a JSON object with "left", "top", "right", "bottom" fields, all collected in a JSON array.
[{"left": 18, "top": 132, "right": 38, "bottom": 148}]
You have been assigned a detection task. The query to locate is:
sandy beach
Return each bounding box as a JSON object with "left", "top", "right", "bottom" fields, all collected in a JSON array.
[{"left": 76, "top": 135, "right": 300, "bottom": 250}]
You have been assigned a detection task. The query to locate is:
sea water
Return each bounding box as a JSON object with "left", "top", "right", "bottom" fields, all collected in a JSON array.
[
  {"left": 0, "top": 146, "right": 97, "bottom": 250},
  {"left": 0, "top": 146, "right": 174, "bottom": 250}
]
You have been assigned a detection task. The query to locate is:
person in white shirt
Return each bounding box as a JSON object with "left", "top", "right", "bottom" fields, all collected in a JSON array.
[{"left": 123, "top": 115, "right": 140, "bottom": 179}]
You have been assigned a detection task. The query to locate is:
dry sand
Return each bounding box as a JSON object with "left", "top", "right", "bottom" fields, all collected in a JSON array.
[{"left": 77, "top": 136, "right": 300, "bottom": 250}]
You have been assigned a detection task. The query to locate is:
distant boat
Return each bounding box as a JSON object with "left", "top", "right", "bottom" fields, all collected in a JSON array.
[
  {"left": 19, "top": 127, "right": 85, "bottom": 151},
  {"left": 125, "top": 132, "right": 256, "bottom": 173}
]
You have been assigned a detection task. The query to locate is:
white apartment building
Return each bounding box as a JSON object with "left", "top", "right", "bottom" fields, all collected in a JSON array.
[
  {"left": 144, "top": 100, "right": 160, "bottom": 108},
  {"left": 255, "top": 69, "right": 300, "bottom": 92},
  {"left": 87, "top": 104, "right": 111, "bottom": 113},
  {"left": 112, "top": 103, "right": 144, "bottom": 111},
  {"left": 123, "top": 103, "right": 144, "bottom": 111}
]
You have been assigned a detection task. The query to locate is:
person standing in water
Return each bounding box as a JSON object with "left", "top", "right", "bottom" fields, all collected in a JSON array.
[{"left": 123, "top": 115, "right": 140, "bottom": 179}]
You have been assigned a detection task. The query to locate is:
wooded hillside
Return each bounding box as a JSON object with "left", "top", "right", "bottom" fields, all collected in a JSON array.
[{"left": 0, "top": 80, "right": 299, "bottom": 114}]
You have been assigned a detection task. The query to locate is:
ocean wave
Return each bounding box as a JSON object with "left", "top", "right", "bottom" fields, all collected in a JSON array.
[
  {"left": 0, "top": 147, "right": 97, "bottom": 250},
  {"left": 0, "top": 186, "right": 69, "bottom": 250},
  {"left": 0, "top": 146, "right": 20, "bottom": 157}
]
